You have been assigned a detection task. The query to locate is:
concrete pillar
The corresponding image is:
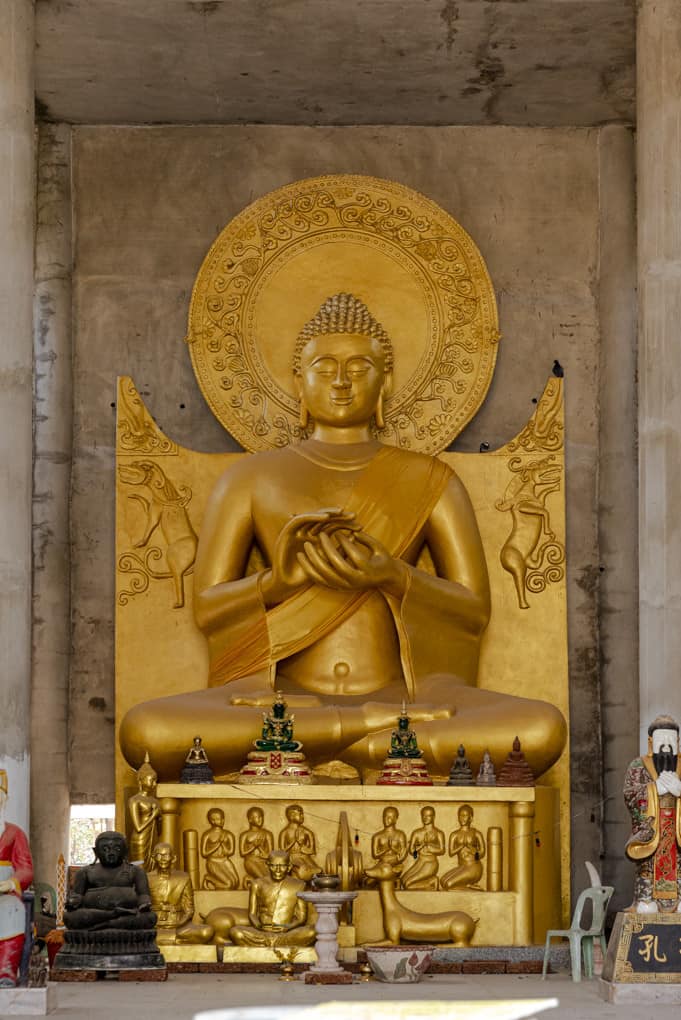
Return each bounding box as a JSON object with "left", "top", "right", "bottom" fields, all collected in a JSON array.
[
  {"left": 637, "top": 0, "right": 681, "bottom": 745},
  {"left": 31, "top": 124, "right": 72, "bottom": 884},
  {"left": 0, "top": 0, "right": 35, "bottom": 833},
  {"left": 597, "top": 126, "right": 638, "bottom": 909}
]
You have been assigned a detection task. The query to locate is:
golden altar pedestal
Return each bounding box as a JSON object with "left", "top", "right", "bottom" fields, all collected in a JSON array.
[{"left": 143, "top": 782, "right": 560, "bottom": 961}]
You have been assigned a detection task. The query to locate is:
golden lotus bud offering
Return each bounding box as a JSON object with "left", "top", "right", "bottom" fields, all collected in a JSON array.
[{"left": 115, "top": 174, "right": 570, "bottom": 962}]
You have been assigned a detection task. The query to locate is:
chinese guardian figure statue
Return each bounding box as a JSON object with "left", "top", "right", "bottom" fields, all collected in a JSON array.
[
  {"left": 120, "top": 293, "right": 566, "bottom": 781},
  {"left": 625, "top": 715, "right": 681, "bottom": 913}
]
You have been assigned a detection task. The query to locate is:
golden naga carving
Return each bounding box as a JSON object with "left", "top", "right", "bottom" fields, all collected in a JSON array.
[
  {"left": 400, "top": 806, "right": 445, "bottom": 890},
  {"left": 440, "top": 804, "right": 486, "bottom": 890},
  {"left": 118, "top": 460, "right": 197, "bottom": 608},
  {"left": 496, "top": 454, "right": 565, "bottom": 610},
  {"left": 117, "top": 377, "right": 178, "bottom": 456},
  {"left": 200, "top": 809, "right": 239, "bottom": 890},
  {"left": 119, "top": 287, "right": 567, "bottom": 782},
  {"left": 363, "top": 860, "right": 477, "bottom": 946},
  {"left": 506, "top": 376, "right": 564, "bottom": 454}
]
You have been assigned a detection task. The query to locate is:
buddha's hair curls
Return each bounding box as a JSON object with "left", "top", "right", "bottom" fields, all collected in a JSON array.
[{"left": 293, "top": 293, "right": 394, "bottom": 373}]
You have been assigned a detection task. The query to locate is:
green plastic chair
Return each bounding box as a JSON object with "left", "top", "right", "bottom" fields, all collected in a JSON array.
[{"left": 541, "top": 884, "right": 613, "bottom": 982}]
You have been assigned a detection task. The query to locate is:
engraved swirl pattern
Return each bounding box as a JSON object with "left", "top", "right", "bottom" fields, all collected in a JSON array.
[{"left": 187, "top": 175, "right": 500, "bottom": 454}]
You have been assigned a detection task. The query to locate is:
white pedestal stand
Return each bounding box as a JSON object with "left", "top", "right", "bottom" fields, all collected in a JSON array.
[{"left": 298, "top": 890, "right": 357, "bottom": 984}]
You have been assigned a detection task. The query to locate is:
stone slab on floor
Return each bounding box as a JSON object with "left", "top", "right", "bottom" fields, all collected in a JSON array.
[
  {"left": 16, "top": 972, "right": 681, "bottom": 1020},
  {"left": 598, "top": 977, "right": 681, "bottom": 1003},
  {"left": 0, "top": 986, "right": 55, "bottom": 1015}
]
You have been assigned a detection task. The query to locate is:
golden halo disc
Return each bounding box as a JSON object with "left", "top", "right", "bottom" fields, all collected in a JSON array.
[{"left": 187, "top": 174, "right": 499, "bottom": 454}]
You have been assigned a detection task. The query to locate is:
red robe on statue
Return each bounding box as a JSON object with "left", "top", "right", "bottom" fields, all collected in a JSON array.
[{"left": 0, "top": 823, "right": 33, "bottom": 985}]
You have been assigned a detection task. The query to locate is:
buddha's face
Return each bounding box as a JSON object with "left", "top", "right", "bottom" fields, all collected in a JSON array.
[
  {"left": 295, "top": 334, "right": 388, "bottom": 428},
  {"left": 208, "top": 809, "right": 224, "bottom": 827},
  {"left": 140, "top": 774, "right": 156, "bottom": 794},
  {"left": 96, "top": 834, "right": 126, "bottom": 868},
  {"left": 458, "top": 807, "right": 472, "bottom": 827},
  {"left": 421, "top": 807, "right": 435, "bottom": 825}
]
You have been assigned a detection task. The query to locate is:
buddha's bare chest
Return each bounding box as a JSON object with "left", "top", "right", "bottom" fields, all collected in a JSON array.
[{"left": 251, "top": 465, "right": 361, "bottom": 553}]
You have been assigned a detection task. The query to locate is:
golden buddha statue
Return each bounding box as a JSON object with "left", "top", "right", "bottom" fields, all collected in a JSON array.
[{"left": 119, "top": 293, "right": 566, "bottom": 781}]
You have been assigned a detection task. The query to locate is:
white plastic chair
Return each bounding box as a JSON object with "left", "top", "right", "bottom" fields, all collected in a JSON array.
[{"left": 541, "top": 884, "right": 613, "bottom": 982}]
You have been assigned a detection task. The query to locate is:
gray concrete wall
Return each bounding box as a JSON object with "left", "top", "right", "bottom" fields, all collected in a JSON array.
[
  {"left": 0, "top": 0, "right": 35, "bottom": 834},
  {"left": 596, "top": 126, "right": 638, "bottom": 911},
  {"left": 31, "top": 122, "right": 73, "bottom": 884},
  {"left": 65, "top": 125, "right": 637, "bottom": 899}
]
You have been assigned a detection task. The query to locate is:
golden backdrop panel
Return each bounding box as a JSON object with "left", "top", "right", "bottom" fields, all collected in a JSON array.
[
  {"left": 186, "top": 174, "right": 499, "bottom": 454},
  {"left": 443, "top": 376, "right": 569, "bottom": 923},
  {"left": 115, "top": 377, "right": 231, "bottom": 810}
]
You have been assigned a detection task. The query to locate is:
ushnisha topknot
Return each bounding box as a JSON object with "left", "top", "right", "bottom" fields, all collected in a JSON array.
[{"left": 293, "top": 293, "right": 394, "bottom": 373}]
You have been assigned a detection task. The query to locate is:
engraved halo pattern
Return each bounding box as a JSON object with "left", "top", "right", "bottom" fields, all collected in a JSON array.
[{"left": 187, "top": 175, "right": 500, "bottom": 454}]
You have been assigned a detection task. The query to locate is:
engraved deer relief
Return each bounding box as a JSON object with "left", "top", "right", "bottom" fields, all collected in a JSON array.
[
  {"left": 496, "top": 454, "right": 565, "bottom": 610},
  {"left": 118, "top": 460, "right": 198, "bottom": 608}
]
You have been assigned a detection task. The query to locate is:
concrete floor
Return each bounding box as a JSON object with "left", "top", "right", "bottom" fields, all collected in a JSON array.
[{"left": 0, "top": 973, "right": 673, "bottom": 1020}]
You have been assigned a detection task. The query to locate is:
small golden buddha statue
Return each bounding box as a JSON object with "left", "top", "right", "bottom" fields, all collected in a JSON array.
[
  {"left": 180, "top": 736, "right": 214, "bottom": 783},
  {"left": 127, "top": 752, "right": 160, "bottom": 870},
  {"left": 120, "top": 293, "right": 566, "bottom": 781}
]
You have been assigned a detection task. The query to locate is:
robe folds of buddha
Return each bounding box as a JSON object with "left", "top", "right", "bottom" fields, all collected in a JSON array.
[{"left": 206, "top": 444, "right": 483, "bottom": 697}]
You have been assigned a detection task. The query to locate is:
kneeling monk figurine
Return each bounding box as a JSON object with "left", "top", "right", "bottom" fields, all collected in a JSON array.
[{"left": 121, "top": 293, "right": 566, "bottom": 780}]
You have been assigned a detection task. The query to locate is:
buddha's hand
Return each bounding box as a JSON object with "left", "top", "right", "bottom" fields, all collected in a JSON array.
[
  {"left": 299, "top": 529, "right": 409, "bottom": 599},
  {"left": 261, "top": 508, "right": 359, "bottom": 605},
  {"left": 230, "top": 693, "right": 323, "bottom": 708},
  {"left": 362, "top": 702, "right": 451, "bottom": 731}
]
